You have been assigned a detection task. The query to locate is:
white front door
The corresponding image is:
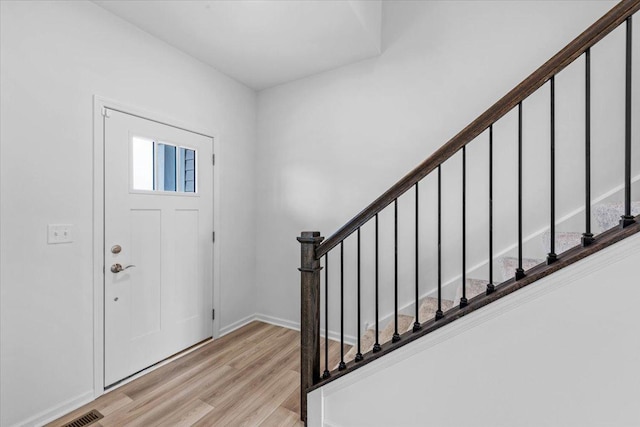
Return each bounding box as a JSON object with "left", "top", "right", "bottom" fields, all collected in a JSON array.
[{"left": 104, "top": 109, "right": 213, "bottom": 387}]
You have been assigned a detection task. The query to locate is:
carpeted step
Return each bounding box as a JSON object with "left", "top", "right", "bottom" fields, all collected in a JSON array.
[
  {"left": 336, "top": 314, "right": 413, "bottom": 368},
  {"left": 342, "top": 328, "right": 376, "bottom": 364},
  {"left": 541, "top": 231, "right": 582, "bottom": 255},
  {"left": 499, "top": 256, "right": 542, "bottom": 281},
  {"left": 593, "top": 201, "right": 640, "bottom": 231},
  {"left": 452, "top": 278, "right": 491, "bottom": 307},
  {"left": 379, "top": 314, "right": 414, "bottom": 344},
  {"left": 344, "top": 298, "right": 456, "bottom": 367},
  {"left": 418, "top": 297, "right": 454, "bottom": 323}
]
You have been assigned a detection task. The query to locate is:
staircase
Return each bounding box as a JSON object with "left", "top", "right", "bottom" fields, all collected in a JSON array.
[{"left": 297, "top": 0, "right": 640, "bottom": 423}]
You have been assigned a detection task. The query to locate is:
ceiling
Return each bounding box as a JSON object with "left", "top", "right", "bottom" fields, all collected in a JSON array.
[{"left": 93, "top": 0, "right": 382, "bottom": 90}]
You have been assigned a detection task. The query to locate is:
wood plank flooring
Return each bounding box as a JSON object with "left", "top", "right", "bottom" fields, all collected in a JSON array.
[{"left": 47, "top": 322, "right": 350, "bottom": 427}]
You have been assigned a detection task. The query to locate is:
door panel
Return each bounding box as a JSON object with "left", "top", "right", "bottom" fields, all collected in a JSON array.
[
  {"left": 104, "top": 109, "right": 213, "bottom": 387},
  {"left": 174, "top": 209, "right": 200, "bottom": 322},
  {"left": 130, "top": 209, "right": 162, "bottom": 339}
]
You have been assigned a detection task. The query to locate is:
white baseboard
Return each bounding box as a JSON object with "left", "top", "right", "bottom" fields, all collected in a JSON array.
[
  {"left": 254, "top": 313, "right": 357, "bottom": 346},
  {"left": 323, "top": 329, "right": 356, "bottom": 347},
  {"left": 255, "top": 313, "right": 300, "bottom": 331},
  {"left": 13, "top": 390, "right": 94, "bottom": 427},
  {"left": 219, "top": 313, "right": 259, "bottom": 336},
  {"left": 219, "top": 313, "right": 301, "bottom": 338}
]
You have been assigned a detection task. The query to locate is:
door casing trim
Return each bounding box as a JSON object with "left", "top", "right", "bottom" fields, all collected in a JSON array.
[{"left": 92, "top": 96, "right": 221, "bottom": 399}]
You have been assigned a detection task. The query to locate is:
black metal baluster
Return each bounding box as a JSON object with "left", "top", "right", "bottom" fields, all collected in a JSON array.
[
  {"left": 516, "top": 102, "right": 526, "bottom": 280},
  {"left": 322, "top": 254, "right": 330, "bottom": 378},
  {"left": 355, "top": 228, "right": 363, "bottom": 362},
  {"left": 413, "top": 183, "right": 421, "bottom": 332},
  {"left": 338, "top": 241, "right": 346, "bottom": 370},
  {"left": 583, "top": 48, "right": 596, "bottom": 246},
  {"left": 460, "top": 146, "right": 468, "bottom": 308},
  {"left": 548, "top": 76, "right": 558, "bottom": 264},
  {"left": 436, "top": 166, "right": 444, "bottom": 320},
  {"left": 392, "top": 199, "right": 401, "bottom": 342},
  {"left": 373, "top": 214, "right": 381, "bottom": 352},
  {"left": 487, "top": 125, "right": 495, "bottom": 294},
  {"left": 622, "top": 16, "right": 636, "bottom": 228}
]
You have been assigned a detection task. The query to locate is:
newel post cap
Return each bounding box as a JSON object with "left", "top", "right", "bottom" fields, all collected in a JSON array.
[{"left": 297, "top": 231, "right": 324, "bottom": 244}]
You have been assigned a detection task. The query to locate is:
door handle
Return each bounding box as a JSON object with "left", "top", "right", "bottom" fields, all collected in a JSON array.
[{"left": 110, "top": 263, "right": 136, "bottom": 273}]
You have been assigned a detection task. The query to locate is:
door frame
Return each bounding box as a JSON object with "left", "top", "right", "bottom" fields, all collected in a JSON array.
[{"left": 92, "top": 96, "right": 221, "bottom": 398}]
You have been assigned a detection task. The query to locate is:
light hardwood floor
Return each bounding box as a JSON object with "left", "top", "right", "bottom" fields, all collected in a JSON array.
[{"left": 48, "top": 322, "right": 349, "bottom": 427}]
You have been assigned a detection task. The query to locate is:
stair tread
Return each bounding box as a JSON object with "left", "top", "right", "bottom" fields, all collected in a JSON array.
[
  {"left": 342, "top": 328, "right": 376, "bottom": 363},
  {"left": 380, "top": 314, "right": 414, "bottom": 343},
  {"left": 453, "top": 278, "right": 490, "bottom": 307},
  {"left": 337, "top": 314, "right": 413, "bottom": 368},
  {"left": 593, "top": 201, "right": 640, "bottom": 231},
  {"left": 541, "top": 231, "right": 582, "bottom": 255},
  {"left": 499, "top": 256, "right": 542, "bottom": 281},
  {"left": 418, "top": 297, "right": 454, "bottom": 323}
]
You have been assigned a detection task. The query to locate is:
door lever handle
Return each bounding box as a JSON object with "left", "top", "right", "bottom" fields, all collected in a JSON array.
[{"left": 111, "top": 263, "right": 136, "bottom": 273}]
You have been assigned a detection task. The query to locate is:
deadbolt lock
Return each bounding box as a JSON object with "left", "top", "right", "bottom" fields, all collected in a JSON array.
[{"left": 111, "top": 245, "right": 122, "bottom": 254}]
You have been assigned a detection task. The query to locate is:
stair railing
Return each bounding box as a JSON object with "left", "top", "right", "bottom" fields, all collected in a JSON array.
[{"left": 298, "top": 0, "right": 640, "bottom": 422}]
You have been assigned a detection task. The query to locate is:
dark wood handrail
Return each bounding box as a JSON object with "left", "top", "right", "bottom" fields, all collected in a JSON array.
[{"left": 316, "top": 0, "right": 640, "bottom": 259}]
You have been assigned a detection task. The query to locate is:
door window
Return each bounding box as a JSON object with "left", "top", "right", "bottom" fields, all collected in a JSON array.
[{"left": 131, "top": 136, "right": 196, "bottom": 193}]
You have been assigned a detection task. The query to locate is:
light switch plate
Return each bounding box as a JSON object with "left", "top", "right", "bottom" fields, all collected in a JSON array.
[{"left": 48, "top": 224, "right": 73, "bottom": 244}]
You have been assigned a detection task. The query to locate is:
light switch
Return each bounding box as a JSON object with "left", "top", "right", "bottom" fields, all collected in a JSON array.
[{"left": 48, "top": 224, "right": 73, "bottom": 244}]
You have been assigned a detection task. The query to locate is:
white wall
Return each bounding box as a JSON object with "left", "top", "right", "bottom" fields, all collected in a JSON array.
[
  {"left": 310, "top": 231, "right": 640, "bottom": 427},
  {"left": 255, "top": 1, "right": 640, "bottom": 338},
  {"left": 1, "top": 1, "right": 637, "bottom": 425},
  {"left": 0, "top": 1, "right": 257, "bottom": 426}
]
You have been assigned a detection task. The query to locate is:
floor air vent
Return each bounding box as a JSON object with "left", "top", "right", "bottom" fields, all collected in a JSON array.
[{"left": 61, "top": 409, "right": 104, "bottom": 427}]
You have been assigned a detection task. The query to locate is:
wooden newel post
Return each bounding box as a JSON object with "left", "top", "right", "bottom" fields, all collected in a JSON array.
[{"left": 297, "top": 231, "right": 323, "bottom": 423}]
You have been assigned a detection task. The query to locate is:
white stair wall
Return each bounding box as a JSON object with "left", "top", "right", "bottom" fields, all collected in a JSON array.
[{"left": 308, "top": 232, "right": 640, "bottom": 427}]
